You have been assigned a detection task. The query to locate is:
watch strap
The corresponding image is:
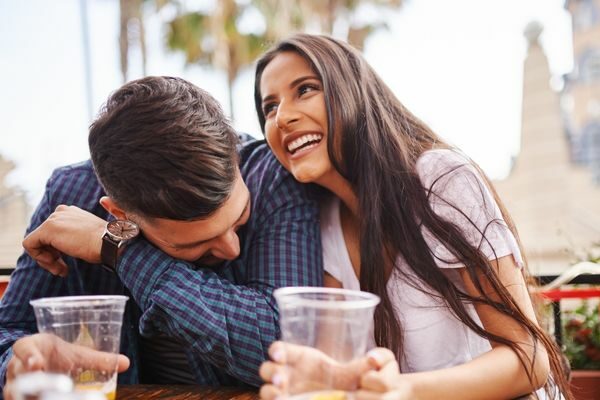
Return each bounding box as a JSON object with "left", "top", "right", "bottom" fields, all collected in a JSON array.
[{"left": 101, "top": 233, "right": 120, "bottom": 272}]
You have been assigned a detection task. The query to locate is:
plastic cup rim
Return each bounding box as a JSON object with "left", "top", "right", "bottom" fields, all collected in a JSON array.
[
  {"left": 30, "top": 295, "right": 129, "bottom": 309},
  {"left": 274, "top": 286, "right": 380, "bottom": 310}
]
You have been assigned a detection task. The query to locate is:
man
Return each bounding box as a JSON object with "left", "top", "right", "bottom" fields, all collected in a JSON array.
[{"left": 0, "top": 77, "right": 322, "bottom": 397}]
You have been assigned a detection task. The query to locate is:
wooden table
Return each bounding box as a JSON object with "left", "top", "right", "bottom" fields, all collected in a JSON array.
[{"left": 116, "top": 385, "right": 259, "bottom": 399}]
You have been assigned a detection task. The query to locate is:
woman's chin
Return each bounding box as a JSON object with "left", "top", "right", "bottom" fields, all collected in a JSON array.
[{"left": 291, "top": 168, "right": 321, "bottom": 184}]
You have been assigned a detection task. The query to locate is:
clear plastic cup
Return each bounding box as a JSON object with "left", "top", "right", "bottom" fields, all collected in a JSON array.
[
  {"left": 30, "top": 295, "right": 128, "bottom": 400},
  {"left": 274, "top": 287, "right": 380, "bottom": 400}
]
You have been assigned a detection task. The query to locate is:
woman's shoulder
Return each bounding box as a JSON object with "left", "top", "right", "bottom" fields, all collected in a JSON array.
[
  {"left": 416, "top": 148, "right": 471, "bottom": 173},
  {"left": 415, "top": 148, "right": 480, "bottom": 189}
]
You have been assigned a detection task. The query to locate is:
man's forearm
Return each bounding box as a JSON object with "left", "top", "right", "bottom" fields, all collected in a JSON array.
[{"left": 117, "top": 239, "right": 279, "bottom": 385}]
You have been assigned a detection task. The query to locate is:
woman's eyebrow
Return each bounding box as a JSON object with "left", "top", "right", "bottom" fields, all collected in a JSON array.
[{"left": 262, "top": 75, "right": 320, "bottom": 104}]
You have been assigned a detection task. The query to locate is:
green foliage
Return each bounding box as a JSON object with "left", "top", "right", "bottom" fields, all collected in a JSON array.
[
  {"left": 562, "top": 301, "right": 600, "bottom": 370},
  {"left": 159, "top": 0, "right": 405, "bottom": 114},
  {"left": 167, "top": 12, "right": 209, "bottom": 63}
]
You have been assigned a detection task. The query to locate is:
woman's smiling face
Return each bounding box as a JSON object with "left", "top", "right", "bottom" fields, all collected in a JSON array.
[{"left": 259, "top": 51, "right": 333, "bottom": 184}]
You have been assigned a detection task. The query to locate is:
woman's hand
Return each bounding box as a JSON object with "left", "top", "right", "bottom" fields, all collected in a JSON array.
[
  {"left": 355, "top": 348, "right": 414, "bottom": 400},
  {"left": 259, "top": 341, "right": 376, "bottom": 399}
]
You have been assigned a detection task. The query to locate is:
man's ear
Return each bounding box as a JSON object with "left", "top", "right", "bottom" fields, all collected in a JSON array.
[{"left": 99, "top": 196, "right": 128, "bottom": 220}]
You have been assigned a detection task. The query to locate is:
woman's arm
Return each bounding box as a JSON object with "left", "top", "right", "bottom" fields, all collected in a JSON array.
[
  {"left": 359, "top": 255, "right": 550, "bottom": 400},
  {"left": 324, "top": 272, "right": 343, "bottom": 288}
]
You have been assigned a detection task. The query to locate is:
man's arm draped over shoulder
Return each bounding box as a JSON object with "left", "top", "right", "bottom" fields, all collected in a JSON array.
[{"left": 117, "top": 144, "right": 323, "bottom": 386}]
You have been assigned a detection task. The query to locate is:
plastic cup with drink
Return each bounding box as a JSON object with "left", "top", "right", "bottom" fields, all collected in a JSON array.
[
  {"left": 29, "top": 295, "right": 128, "bottom": 400},
  {"left": 274, "top": 287, "right": 380, "bottom": 400}
]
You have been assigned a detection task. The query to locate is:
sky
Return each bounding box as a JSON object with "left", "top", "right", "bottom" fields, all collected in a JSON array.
[{"left": 0, "top": 0, "right": 572, "bottom": 208}]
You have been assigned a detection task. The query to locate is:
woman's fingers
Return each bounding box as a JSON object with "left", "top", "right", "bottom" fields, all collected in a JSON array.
[
  {"left": 360, "top": 358, "right": 401, "bottom": 392},
  {"left": 259, "top": 361, "right": 286, "bottom": 384},
  {"left": 268, "top": 341, "right": 287, "bottom": 363},
  {"left": 366, "top": 348, "right": 397, "bottom": 369},
  {"left": 268, "top": 341, "right": 319, "bottom": 365},
  {"left": 259, "top": 384, "right": 283, "bottom": 400},
  {"left": 355, "top": 389, "right": 411, "bottom": 400}
]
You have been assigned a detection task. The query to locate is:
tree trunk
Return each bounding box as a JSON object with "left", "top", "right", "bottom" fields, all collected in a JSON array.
[
  {"left": 227, "top": 78, "right": 235, "bottom": 120},
  {"left": 119, "top": 0, "right": 130, "bottom": 83}
]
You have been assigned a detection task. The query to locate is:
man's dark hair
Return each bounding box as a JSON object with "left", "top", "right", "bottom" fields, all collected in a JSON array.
[{"left": 89, "top": 76, "right": 239, "bottom": 221}]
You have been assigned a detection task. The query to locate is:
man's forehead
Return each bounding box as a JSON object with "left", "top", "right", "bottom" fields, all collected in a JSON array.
[{"left": 142, "top": 174, "right": 250, "bottom": 247}]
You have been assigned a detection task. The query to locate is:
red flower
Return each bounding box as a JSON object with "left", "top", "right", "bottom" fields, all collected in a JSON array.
[
  {"left": 584, "top": 346, "right": 600, "bottom": 361},
  {"left": 565, "top": 319, "right": 583, "bottom": 330},
  {"left": 574, "top": 328, "right": 592, "bottom": 344}
]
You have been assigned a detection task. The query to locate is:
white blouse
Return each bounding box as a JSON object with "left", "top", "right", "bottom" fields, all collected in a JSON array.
[{"left": 321, "top": 149, "right": 524, "bottom": 372}]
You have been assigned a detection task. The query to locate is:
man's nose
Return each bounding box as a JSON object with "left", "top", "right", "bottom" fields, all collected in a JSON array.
[{"left": 212, "top": 229, "right": 241, "bottom": 261}]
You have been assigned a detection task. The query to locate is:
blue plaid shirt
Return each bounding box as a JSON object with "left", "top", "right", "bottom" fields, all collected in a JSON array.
[{"left": 0, "top": 140, "right": 322, "bottom": 390}]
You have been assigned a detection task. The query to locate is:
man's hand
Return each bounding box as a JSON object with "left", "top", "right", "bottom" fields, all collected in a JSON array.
[
  {"left": 259, "top": 341, "right": 376, "bottom": 400},
  {"left": 4, "top": 333, "right": 130, "bottom": 400},
  {"left": 22, "top": 205, "right": 106, "bottom": 276}
]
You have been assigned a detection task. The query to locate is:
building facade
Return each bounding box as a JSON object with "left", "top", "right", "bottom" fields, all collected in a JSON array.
[
  {"left": 564, "top": 0, "right": 600, "bottom": 181},
  {"left": 495, "top": 10, "right": 600, "bottom": 275}
]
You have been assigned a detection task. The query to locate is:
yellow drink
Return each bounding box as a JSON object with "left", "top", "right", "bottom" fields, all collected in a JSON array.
[
  {"left": 288, "top": 391, "right": 347, "bottom": 400},
  {"left": 74, "top": 383, "right": 116, "bottom": 400},
  {"left": 311, "top": 391, "right": 346, "bottom": 400},
  {"left": 74, "top": 368, "right": 117, "bottom": 400}
]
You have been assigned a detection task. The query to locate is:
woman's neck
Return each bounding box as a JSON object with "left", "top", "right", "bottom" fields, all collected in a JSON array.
[{"left": 316, "top": 169, "right": 359, "bottom": 217}]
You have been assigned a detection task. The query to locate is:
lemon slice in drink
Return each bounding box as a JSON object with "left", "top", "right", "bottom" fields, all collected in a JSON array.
[
  {"left": 74, "top": 323, "right": 95, "bottom": 348},
  {"left": 73, "top": 323, "right": 98, "bottom": 384}
]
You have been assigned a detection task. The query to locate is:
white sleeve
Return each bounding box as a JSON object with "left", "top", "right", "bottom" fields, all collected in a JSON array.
[{"left": 417, "top": 150, "right": 523, "bottom": 269}]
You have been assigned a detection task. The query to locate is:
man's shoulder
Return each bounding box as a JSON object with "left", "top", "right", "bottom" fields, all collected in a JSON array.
[
  {"left": 50, "top": 159, "right": 95, "bottom": 178},
  {"left": 45, "top": 160, "right": 105, "bottom": 211},
  {"left": 239, "top": 139, "right": 321, "bottom": 214},
  {"left": 48, "top": 160, "right": 98, "bottom": 188},
  {"left": 239, "top": 140, "right": 287, "bottom": 186}
]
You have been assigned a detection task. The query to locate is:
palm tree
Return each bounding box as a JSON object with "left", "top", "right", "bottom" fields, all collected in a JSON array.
[
  {"left": 166, "top": 0, "right": 265, "bottom": 118},
  {"left": 297, "top": 0, "right": 404, "bottom": 50},
  {"left": 161, "top": 0, "right": 404, "bottom": 116},
  {"left": 118, "top": 0, "right": 148, "bottom": 83}
]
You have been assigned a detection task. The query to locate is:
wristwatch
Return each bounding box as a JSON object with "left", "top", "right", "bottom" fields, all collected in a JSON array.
[{"left": 100, "top": 219, "right": 140, "bottom": 272}]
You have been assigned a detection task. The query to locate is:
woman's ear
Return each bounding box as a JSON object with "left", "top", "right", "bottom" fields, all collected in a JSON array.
[{"left": 99, "top": 196, "right": 128, "bottom": 220}]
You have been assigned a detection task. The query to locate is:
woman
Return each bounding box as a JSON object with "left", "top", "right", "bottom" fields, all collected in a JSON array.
[{"left": 254, "top": 34, "right": 569, "bottom": 399}]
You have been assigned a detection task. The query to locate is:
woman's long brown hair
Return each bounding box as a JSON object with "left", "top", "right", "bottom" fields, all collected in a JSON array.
[{"left": 254, "top": 33, "right": 571, "bottom": 399}]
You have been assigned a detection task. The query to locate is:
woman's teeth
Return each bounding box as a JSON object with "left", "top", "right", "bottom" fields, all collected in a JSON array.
[{"left": 287, "top": 134, "right": 323, "bottom": 154}]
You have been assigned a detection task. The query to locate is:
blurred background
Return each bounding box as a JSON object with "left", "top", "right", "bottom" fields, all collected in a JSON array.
[{"left": 0, "top": 0, "right": 599, "bottom": 275}]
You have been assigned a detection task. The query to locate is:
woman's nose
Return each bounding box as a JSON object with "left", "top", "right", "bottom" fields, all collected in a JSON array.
[{"left": 275, "top": 101, "right": 300, "bottom": 131}]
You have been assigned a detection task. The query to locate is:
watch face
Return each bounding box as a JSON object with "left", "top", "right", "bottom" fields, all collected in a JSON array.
[{"left": 107, "top": 220, "right": 140, "bottom": 240}]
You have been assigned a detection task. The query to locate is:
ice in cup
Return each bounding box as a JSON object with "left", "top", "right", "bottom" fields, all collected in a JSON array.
[
  {"left": 274, "top": 287, "right": 380, "bottom": 400},
  {"left": 30, "top": 295, "right": 128, "bottom": 400}
]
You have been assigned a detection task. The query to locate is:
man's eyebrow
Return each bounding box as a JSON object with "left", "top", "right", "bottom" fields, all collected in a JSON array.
[
  {"left": 171, "top": 196, "right": 251, "bottom": 250},
  {"left": 261, "top": 75, "right": 320, "bottom": 105},
  {"left": 231, "top": 196, "right": 251, "bottom": 228}
]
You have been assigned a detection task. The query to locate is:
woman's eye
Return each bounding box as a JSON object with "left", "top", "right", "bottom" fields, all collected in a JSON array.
[
  {"left": 299, "top": 84, "right": 317, "bottom": 96},
  {"left": 263, "top": 103, "right": 277, "bottom": 116}
]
